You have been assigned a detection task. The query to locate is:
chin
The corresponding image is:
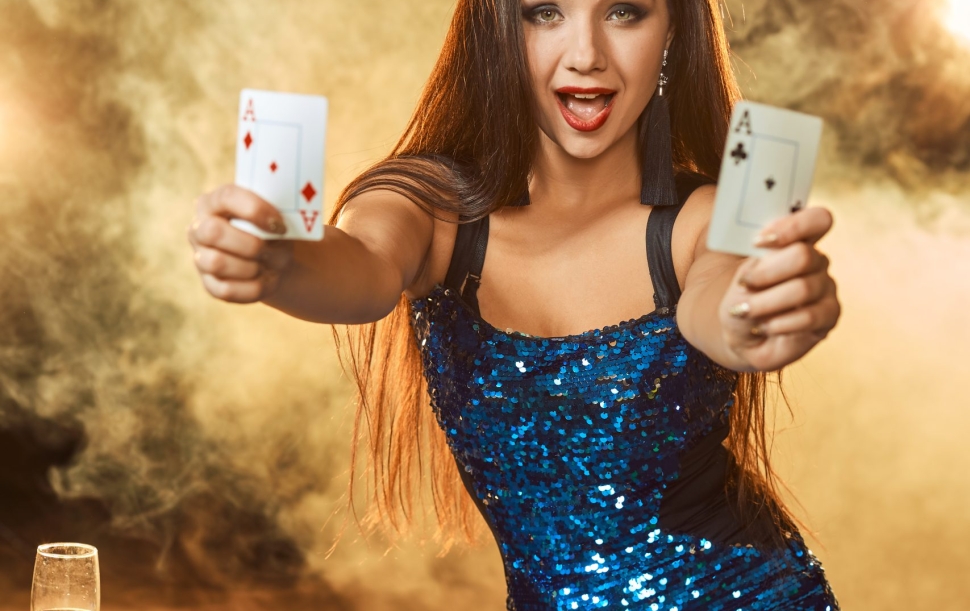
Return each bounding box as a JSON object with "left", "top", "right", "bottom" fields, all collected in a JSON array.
[
  {"left": 536, "top": 105, "right": 640, "bottom": 162},
  {"left": 540, "top": 120, "right": 633, "bottom": 161},
  {"left": 556, "top": 136, "right": 613, "bottom": 160}
]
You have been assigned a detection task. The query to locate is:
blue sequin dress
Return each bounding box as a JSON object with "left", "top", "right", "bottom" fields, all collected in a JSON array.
[{"left": 407, "top": 178, "right": 840, "bottom": 610}]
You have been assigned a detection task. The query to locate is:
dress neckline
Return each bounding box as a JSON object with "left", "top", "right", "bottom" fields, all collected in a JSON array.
[{"left": 409, "top": 282, "right": 676, "bottom": 344}]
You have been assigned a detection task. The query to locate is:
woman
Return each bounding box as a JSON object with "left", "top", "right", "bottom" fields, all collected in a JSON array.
[{"left": 188, "top": 0, "right": 841, "bottom": 608}]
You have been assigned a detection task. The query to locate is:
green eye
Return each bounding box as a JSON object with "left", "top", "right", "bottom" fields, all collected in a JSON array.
[
  {"left": 608, "top": 5, "right": 641, "bottom": 21},
  {"left": 534, "top": 8, "right": 560, "bottom": 22}
]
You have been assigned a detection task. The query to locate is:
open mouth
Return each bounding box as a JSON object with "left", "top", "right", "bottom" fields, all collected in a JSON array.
[{"left": 555, "top": 88, "right": 616, "bottom": 132}]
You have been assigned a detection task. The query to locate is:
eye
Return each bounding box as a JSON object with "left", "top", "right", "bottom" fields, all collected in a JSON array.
[
  {"left": 527, "top": 5, "right": 562, "bottom": 24},
  {"left": 537, "top": 9, "right": 558, "bottom": 21},
  {"left": 607, "top": 4, "right": 643, "bottom": 22}
]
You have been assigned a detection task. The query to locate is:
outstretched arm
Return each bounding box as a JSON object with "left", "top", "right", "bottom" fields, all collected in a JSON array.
[
  {"left": 676, "top": 189, "right": 841, "bottom": 373},
  {"left": 188, "top": 184, "right": 437, "bottom": 325},
  {"left": 260, "top": 188, "right": 437, "bottom": 324}
]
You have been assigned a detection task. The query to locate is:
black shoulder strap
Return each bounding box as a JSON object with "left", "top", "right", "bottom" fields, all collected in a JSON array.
[
  {"left": 646, "top": 172, "right": 716, "bottom": 310},
  {"left": 445, "top": 172, "right": 712, "bottom": 317},
  {"left": 443, "top": 215, "right": 489, "bottom": 314}
]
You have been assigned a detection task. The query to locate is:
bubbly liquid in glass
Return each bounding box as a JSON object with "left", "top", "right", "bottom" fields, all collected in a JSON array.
[{"left": 31, "top": 543, "right": 100, "bottom": 611}]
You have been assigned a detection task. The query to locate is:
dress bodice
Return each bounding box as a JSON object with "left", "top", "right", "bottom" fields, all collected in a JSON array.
[{"left": 406, "top": 175, "right": 839, "bottom": 610}]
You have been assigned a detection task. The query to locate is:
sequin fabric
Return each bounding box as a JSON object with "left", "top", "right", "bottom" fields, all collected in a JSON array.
[{"left": 408, "top": 283, "right": 839, "bottom": 611}]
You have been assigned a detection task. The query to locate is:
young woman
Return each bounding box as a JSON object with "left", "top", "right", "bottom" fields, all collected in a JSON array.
[{"left": 188, "top": 0, "right": 841, "bottom": 608}]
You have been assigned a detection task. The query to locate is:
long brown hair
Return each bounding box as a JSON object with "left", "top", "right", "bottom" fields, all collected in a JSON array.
[{"left": 326, "top": 0, "right": 811, "bottom": 555}]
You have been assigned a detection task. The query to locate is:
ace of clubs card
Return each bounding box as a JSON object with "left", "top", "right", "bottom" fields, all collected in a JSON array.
[
  {"left": 232, "top": 89, "right": 328, "bottom": 241},
  {"left": 707, "top": 100, "right": 824, "bottom": 258}
]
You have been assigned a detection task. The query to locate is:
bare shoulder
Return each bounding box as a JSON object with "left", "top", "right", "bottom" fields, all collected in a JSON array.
[
  {"left": 670, "top": 183, "right": 717, "bottom": 290},
  {"left": 404, "top": 204, "right": 460, "bottom": 301}
]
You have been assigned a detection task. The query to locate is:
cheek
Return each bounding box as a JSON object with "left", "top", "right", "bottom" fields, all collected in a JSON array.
[
  {"left": 613, "top": 40, "right": 663, "bottom": 105},
  {"left": 525, "top": 37, "right": 555, "bottom": 91},
  {"left": 524, "top": 38, "right": 560, "bottom": 123}
]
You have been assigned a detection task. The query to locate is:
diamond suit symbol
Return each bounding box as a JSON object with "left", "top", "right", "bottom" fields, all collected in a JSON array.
[
  {"left": 243, "top": 131, "right": 253, "bottom": 150},
  {"left": 301, "top": 182, "right": 317, "bottom": 203}
]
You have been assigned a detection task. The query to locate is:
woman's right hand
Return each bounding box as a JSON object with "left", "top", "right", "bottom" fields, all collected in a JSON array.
[{"left": 187, "top": 184, "right": 294, "bottom": 304}]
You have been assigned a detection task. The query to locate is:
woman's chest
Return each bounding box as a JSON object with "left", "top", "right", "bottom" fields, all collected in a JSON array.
[{"left": 412, "top": 296, "right": 736, "bottom": 457}]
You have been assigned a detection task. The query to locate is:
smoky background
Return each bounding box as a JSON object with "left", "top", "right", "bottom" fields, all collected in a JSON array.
[{"left": 0, "top": 0, "right": 967, "bottom": 609}]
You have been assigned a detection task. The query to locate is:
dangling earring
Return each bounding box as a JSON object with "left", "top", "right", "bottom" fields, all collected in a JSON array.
[
  {"left": 658, "top": 48, "right": 670, "bottom": 97},
  {"left": 639, "top": 48, "right": 678, "bottom": 207}
]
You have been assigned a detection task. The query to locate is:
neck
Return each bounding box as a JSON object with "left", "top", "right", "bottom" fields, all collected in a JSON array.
[{"left": 526, "top": 125, "right": 641, "bottom": 221}]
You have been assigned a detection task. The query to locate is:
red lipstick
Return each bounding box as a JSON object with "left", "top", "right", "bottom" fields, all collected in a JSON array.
[{"left": 555, "top": 87, "right": 617, "bottom": 132}]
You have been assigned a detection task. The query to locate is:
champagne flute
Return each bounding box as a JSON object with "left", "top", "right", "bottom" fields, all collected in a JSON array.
[{"left": 31, "top": 543, "right": 100, "bottom": 611}]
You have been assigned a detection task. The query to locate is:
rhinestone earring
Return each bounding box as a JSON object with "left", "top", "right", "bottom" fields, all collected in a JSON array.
[{"left": 658, "top": 49, "right": 669, "bottom": 96}]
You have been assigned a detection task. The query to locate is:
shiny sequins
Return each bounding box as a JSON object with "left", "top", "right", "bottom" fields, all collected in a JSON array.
[{"left": 409, "top": 284, "right": 839, "bottom": 611}]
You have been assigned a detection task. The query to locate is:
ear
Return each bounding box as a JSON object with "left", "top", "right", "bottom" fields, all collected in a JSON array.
[
  {"left": 665, "top": 23, "right": 676, "bottom": 50},
  {"left": 664, "top": 4, "right": 676, "bottom": 51}
]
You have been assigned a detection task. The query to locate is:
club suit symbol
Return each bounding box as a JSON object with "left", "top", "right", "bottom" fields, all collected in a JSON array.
[{"left": 731, "top": 142, "right": 748, "bottom": 165}]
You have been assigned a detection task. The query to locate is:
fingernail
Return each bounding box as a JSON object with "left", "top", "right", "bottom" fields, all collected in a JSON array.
[
  {"left": 268, "top": 218, "right": 286, "bottom": 234},
  {"left": 749, "top": 325, "right": 766, "bottom": 337},
  {"left": 728, "top": 302, "right": 751, "bottom": 318},
  {"left": 753, "top": 232, "right": 778, "bottom": 247}
]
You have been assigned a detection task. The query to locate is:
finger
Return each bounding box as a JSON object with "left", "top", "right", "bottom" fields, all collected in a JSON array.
[
  {"left": 200, "top": 273, "right": 265, "bottom": 304},
  {"left": 194, "top": 246, "right": 262, "bottom": 280},
  {"left": 734, "top": 256, "right": 762, "bottom": 292},
  {"left": 731, "top": 273, "right": 831, "bottom": 320},
  {"left": 758, "top": 297, "right": 840, "bottom": 337},
  {"left": 190, "top": 215, "right": 268, "bottom": 260},
  {"left": 753, "top": 206, "right": 834, "bottom": 249},
  {"left": 725, "top": 320, "right": 772, "bottom": 357},
  {"left": 197, "top": 185, "right": 287, "bottom": 235},
  {"left": 739, "top": 243, "right": 829, "bottom": 291},
  {"left": 746, "top": 331, "right": 821, "bottom": 372},
  {"left": 259, "top": 240, "right": 295, "bottom": 272}
]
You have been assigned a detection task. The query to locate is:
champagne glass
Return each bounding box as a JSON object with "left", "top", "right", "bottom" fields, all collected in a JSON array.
[{"left": 31, "top": 543, "right": 100, "bottom": 611}]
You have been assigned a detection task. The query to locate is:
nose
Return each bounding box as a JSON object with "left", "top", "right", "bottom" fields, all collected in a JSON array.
[{"left": 562, "top": 18, "right": 607, "bottom": 74}]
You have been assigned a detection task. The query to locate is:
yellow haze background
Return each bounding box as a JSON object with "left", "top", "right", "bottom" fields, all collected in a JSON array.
[{"left": 1, "top": 0, "right": 968, "bottom": 609}]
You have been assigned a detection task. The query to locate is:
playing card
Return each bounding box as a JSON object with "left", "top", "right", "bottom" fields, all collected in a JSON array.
[
  {"left": 707, "top": 101, "right": 823, "bottom": 258},
  {"left": 232, "top": 89, "right": 328, "bottom": 241}
]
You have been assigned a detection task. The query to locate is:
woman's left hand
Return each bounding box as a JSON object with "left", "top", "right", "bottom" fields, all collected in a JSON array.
[{"left": 719, "top": 206, "right": 841, "bottom": 372}]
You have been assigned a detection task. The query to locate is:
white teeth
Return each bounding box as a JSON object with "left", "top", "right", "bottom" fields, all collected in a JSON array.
[{"left": 572, "top": 93, "right": 600, "bottom": 99}]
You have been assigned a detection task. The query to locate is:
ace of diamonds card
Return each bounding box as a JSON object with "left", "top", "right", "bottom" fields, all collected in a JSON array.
[{"left": 232, "top": 89, "right": 328, "bottom": 241}]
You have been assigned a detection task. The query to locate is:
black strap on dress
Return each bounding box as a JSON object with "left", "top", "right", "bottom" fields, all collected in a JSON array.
[
  {"left": 445, "top": 172, "right": 713, "bottom": 316},
  {"left": 645, "top": 171, "right": 724, "bottom": 309},
  {"left": 443, "top": 214, "right": 489, "bottom": 315}
]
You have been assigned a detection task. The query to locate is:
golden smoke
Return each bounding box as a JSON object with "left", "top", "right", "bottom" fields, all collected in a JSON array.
[
  {"left": 944, "top": 0, "right": 970, "bottom": 42},
  {"left": 0, "top": 0, "right": 967, "bottom": 609}
]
